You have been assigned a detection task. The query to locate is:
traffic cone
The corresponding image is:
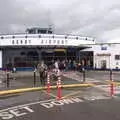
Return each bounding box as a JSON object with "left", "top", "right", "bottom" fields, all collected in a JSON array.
[
  {"left": 57, "top": 76, "right": 62, "bottom": 100},
  {"left": 110, "top": 82, "right": 114, "bottom": 96}
]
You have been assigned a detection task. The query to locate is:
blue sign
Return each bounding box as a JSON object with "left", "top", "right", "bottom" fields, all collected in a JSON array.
[{"left": 101, "top": 46, "right": 107, "bottom": 50}]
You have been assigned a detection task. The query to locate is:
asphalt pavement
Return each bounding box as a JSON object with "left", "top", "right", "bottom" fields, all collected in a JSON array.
[
  {"left": 0, "top": 90, "right": 120, "bottom": 120},
  {"left": 0, "top": 70, "right": 120, "bottom": 120}
]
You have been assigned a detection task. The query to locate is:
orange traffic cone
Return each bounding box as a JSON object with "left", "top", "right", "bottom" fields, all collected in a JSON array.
[{"left": 57, "top": 76, "right": 62, "bottom": 100}]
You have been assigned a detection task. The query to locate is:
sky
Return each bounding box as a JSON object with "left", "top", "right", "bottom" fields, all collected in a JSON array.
[{"left": 0, "top": 0, "right": 120, "bottom": 42}]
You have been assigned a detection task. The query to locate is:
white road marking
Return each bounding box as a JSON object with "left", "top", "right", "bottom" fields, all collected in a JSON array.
[
  {"left": 0, "top": 94, "right": 111, "bottom": 113},
  {"left": 41, "top": 97, "right": 83, "bottom": 108},
  {"left": 0, "top": 99, "right": 55, "bottom": 112}
]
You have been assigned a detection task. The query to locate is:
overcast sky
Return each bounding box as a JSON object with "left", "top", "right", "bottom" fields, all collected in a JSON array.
[{"left": 1, "top": 0, "right": 120, "bottom": 42}]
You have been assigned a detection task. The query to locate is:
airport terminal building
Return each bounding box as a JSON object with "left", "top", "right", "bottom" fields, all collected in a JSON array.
[{"left": 0, "top": 27, "right": 95, "bottom": 70}]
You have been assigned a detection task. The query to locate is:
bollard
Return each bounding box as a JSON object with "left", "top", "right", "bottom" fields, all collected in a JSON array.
[
  {"left": 6, "top": 72, "right": 10, "bottom": 88},
  {"left": 82, "top": 68, "right": 86, "bottom": 82},
  {"left": 109, "top": 69, "right": 114, "bottom": 96},
  {"left": 34, "top": 71, "right": 36, "bottom": 87},
  {"left": 110, "top": 69, "right": 113, "bottom": 81},
  {"left": 110, "top": 82, "right": 114, "bottom": 96},
  {"left": 57, "top": 76, "right": 62, "bottom": 100},
  {"left": 47, "top": 73, "right": 50, "bottom": 99}
]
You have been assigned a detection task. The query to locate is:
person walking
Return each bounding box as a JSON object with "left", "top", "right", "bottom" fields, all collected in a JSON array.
[{"left": 37, "top": 61, "right": 47, "bottom": 86}]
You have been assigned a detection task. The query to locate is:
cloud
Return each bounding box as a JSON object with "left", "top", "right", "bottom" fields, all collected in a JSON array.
[{"left": 0, "top": 0, "right": 120, "bottom": 42}]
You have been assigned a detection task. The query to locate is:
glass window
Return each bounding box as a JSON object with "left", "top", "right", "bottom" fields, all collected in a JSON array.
[
  {"left": 115, "top": 55, "right": 120, "bottom": 60},
  {"left": 101, "top": 46, "right": 107, "bottom": 50}
]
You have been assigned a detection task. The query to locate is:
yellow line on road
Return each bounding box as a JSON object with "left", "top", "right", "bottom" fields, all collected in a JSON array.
[
  {"left": 0, "top": 83, "right": 94, "bottom": 96},
  {"left": 106, "top": 80, "right": 120, "bottom": 86}
]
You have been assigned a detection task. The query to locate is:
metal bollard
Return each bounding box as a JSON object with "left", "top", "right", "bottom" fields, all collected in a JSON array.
[
  {"left": 82, "top": 68, "right": 86, "bottom": 82},
  {"left": 34, "top": 71, "right": 36, "bottom": 87},
  {"left": 110, "top": 69, "right": 113, "bottom": 81},
  {"left": 6, "top": 72, "right": 10, "bottom": 88}
]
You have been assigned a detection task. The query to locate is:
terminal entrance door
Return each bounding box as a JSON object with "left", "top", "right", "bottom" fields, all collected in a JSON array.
[
  {"left": 41, "top": 49, "right": 66, "bottom": 65},
  {"left": 79, "top": 51, "right": 93, "bottom": 67},
  {"left": 54, "top": 49, "right": 66, "bottom": 61},
  {"left": 41, "top": 48, "right": 77, "bottom": 65},
  {"left": 41, "top": 51, "right": 54, "bottom": 65}
]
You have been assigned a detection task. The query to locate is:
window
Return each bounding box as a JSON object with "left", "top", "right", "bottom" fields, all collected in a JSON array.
[
  {"left": 12, "top": 40, "right": 14, "bottom": 44},
  {"left": 48, "top": 30, "right": 52, "bottom": 34},
  {"left": 115, "top": 55, "right": 120, "bottom": 60},
  {"left": 21, "top": 40, "right": 23, "bottom": 44},
  {"left": 101, "top": 46, "right": 107, "bottom": 50},
  {"left": 16, "top": 40, "right": 18, "bottom": 44}
]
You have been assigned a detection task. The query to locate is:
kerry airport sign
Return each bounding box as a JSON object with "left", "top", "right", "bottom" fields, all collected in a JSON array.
[{"left": 0, "top": 35, "right": 95, "bottom": 46}]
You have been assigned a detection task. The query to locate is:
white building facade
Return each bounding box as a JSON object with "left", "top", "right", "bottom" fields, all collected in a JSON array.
[
  {"left": 0, "top": 33, "right": 95, "bottom": 70},
  {"left": 93, "top": 44, "right": 120, "bottom": 70}
]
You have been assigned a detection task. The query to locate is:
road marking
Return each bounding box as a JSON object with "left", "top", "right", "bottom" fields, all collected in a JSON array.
[
  {"left": 83, "top": 95, "right": 110, "bottom": 101},
  {"left": 0, "top": 99, "right": 55, "bottom": 112},
  {"left": 106, "top": 80, "right": 120, "bottom": 86},
  {"left": 0, "top": 97, "right": 83, "bottom": 119},
  {"left": 0, "top": 97, "right": 83, "bottom": 112},
  {"left": 0, "top": 95, "right": 111, "bottom": 120},
  {"left": 42, "top": 90, "right": 57, "bottom": 98},
  {"left": 0, "top": 106, "right": 34, "bottom": 120},
  {"left": 62, "top": 91, "right": 82, "bottom": 99},
  {"left": 40, "top": 97, "right": 83, "bottom": 108}
]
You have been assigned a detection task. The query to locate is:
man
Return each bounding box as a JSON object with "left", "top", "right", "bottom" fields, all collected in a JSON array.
[{"left": 37, "top": 61, "right": 47, "bottom": 86}]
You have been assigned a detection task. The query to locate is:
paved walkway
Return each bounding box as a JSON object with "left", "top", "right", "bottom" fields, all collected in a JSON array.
[
  {"left": 62, "top": 71, "right": 106, "bottom": 84},
  {"left": 0, "top": 70, "right": 119, "bottom": 93}
]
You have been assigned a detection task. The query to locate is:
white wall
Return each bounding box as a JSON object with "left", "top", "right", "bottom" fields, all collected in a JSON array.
[
  {"left": 109, "top": 44, "right": 120, "bottom": 69},
  {"left": 93, "top": 44, "right": 120, "bottom": 69}
]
